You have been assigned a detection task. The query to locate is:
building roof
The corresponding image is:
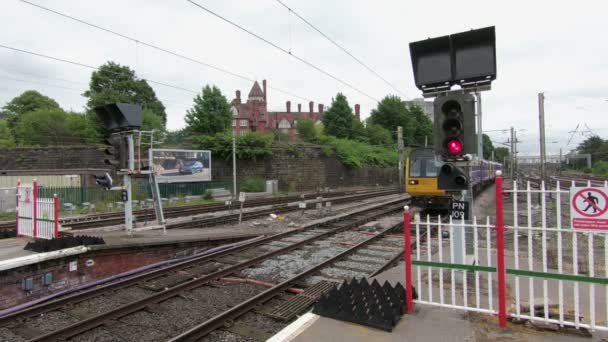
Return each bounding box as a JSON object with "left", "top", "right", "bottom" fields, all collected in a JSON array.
[{"left": 248, "top": 81, "right": 264, "bottom": 99}]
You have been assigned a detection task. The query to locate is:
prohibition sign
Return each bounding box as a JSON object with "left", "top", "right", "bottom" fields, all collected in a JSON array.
[{"left": 572, "top": 188, "right": 608, "bottom": 218}]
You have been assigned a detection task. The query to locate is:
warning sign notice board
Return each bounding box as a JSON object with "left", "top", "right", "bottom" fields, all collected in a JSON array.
[{"left": 570, "top": 187, "right": 608, "bottom": 230}]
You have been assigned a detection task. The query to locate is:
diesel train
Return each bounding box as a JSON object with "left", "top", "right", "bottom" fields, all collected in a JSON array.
[{"left": 405, "top": 148, "right": 502, "bottom": 211}]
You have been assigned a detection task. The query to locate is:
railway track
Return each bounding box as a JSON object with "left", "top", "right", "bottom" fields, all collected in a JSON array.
[
  {"left": 0, "top": 188, "right": 397, "bottom": 232},
  {"left": 166, "top": 189, "right": 398, "bottom": 230},
  {"left": 0, "top": 196, "right": 411, "bottom": 341}
]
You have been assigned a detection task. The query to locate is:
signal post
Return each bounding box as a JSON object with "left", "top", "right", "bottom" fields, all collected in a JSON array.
[{"left": 409, "top": 26, "right": 497, "bottom": 267}]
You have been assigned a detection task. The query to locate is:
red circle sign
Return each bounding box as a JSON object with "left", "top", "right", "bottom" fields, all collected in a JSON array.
[{"left": 572, "top": 188, "right": 608, "bottom": 217}]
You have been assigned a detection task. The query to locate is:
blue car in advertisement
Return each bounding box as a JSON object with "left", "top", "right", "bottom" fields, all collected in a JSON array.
[{"left": 179, "top": 161, "right": 204, "bottom": 174}]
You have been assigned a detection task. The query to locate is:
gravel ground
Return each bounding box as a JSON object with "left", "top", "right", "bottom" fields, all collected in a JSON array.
[{"left": 0, "top": 328, "right": 26, "bottom": 342}]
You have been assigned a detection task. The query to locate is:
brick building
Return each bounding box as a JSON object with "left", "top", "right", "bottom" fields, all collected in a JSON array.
[{"left": 231, "top": 80, "right": 361, "bottom": 140}]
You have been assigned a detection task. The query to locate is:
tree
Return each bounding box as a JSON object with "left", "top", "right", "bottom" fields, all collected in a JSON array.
[
  {"left": 365, "top": 123, "right": 392, "bottom": 146},
  {"left": 14, "top": 109, "right": 98, "bottom": 146},
  {"left": 184, "top": 85, "right": 232, "bottom": 136},
  {"left": 84, "top": 61, "right": 167, "bottom": 133},
  {"left": 494, "top": 147, "right": 510, "bottom": 163},
  {"left": 322, "top": 93, "right": 354, "bottom": 139},
  {"left": 296, "top": 118, "right": 317, "bottom": 142},
  {"left": 163, "top": 129, "right": 190, "bottom": 147},
  {"left": 64, "top": 111, "right": 100, "bottom": 143},
  {"left": 2, "top": 90, "right": 62, "bottom": 131},
  {"left": 408, "top": 104, "right": 432, "bottom": 146},
  {"left": 2, "top": 90, "right": 61, "bottom": 116},
  {"left": 0, "top": 120, "right": 15, "bottom": 147},
  {"left": 482, "top": 134, "right": 495, "bottom": 160},
  {"left": 578, "top": 136, "right": 608, "bottom": 162},
  {"left": 368, "top": 95, "right": 418, "bottom": 144},
  {"left": 350, "top": 120, "right": 367, "bottom": 142}
]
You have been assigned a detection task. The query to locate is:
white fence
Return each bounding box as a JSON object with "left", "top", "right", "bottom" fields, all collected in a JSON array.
[
  {"left": 16, "top": 181, "right": 59, "bottom": 240},
  {"left": 405, "top": 174, "right": 608, "bottom": 332}
]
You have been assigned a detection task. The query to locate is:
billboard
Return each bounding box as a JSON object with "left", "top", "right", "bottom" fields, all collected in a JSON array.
[{"left": 149, "top": 149, "right": 211, "bottom": 183}]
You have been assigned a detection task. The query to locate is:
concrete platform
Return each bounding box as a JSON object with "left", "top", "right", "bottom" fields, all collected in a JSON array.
[{"left": 270, "top": 263, "right": 608, "bottom": 342}]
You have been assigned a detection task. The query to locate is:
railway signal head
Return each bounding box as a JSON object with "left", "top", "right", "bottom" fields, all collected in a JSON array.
[
  {"left": 103, "top": 137, "right": 127, "bottom": 170},
  {"left": 433, "top": 93, "right": 476, "bottom": 161},
  {"left": 438, "top": 163, "right": 468, "bottom": 191}
]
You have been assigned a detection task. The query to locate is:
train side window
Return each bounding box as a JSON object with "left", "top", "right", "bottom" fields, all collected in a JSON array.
[
  {"left": 410, "top": 159, "right": 422, "bottom": 177},
  {"left": 425, "top": 159, "right": 437, "bottom": 177}
]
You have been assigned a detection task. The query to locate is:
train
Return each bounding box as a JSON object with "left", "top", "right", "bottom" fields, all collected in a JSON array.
[{"left": 405, "top": 148, "right": 502, "bottom": 211}]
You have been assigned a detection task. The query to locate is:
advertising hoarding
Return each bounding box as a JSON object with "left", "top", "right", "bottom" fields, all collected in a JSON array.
[{"left": 149, "top": 149, "right": 211, "bottom": 183}]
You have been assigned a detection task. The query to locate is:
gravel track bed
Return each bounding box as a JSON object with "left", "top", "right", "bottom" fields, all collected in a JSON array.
[
  {"left": 64, "top": 286, "right": 154, "bottom": 319},
  {"left": 303, "top": 275, "right": 341, "bottom": 286},
  {"left": 347, "top": 254, "right": 390, "bottom": 264},
  {"left": 240, "top": 241, "right": 347, "bottom": 283},
  {"left": 201, "top": 330, "right": 254, "bottom": 342},
  {"left": 334, "top": 261, "right": 380, "bottom": 273},
  {"left": 69, "top": 326, "right": 123, "bottom": 342},
  {"left": 17, "top": 309, "right": 80, "bottom": 333},
  {"left": 357, "top": 248, "right": 396, "bottom": 258},
  {"left": 0, "top": 328, "right": 27, "bottom": 342},
  {"left": 320, "top": 267, "right": 367, "bottom": 279},
  {"left": 237, "top": 311, "right": 287, "bottom": 340},
  {"left": 63, "top": 282, "right": 263, "bottom": 342}
]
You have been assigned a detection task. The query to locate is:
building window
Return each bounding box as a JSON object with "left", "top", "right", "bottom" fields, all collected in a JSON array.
[
  {"left": 293, "top": 120, "right": 298, "bottom": 127},
  {"left": 240, "top": 119, "right": 248, "bottom": 127},
  {"left": 232, "top": 120, "right": 236, "bottom": 127},
  {"left": 278, "top": 119, "right": 291, "bottom": 129},
  {"left": 239, "top": 130, "right": 247, "bottom": 136},
  {"left": 22, "top": 277, "right": 34, "bottom": 291},
  {"left": 42, "top": 272, "right": 53, "bottom": 286}
]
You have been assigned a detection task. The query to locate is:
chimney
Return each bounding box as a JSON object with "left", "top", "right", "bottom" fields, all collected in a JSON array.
[
  {"left": 318, "top": 104, "right": 324, "bottom": 113},
  {"left": 262, "top": 79, "right": 267, "bottom": 102},
  {"left": 355, "top": 104, "right": 361, "bottom": 121},
  {"left": 286, "top": 101, "right": 291, "bottom": 113},
  {"left": 298, "top": 103, "right": 302, "bottom": 112},
  {"left": 309, "top": 101, "right": 314, "bottom": 113},
  {"left": 235, "top": 90, "right": 241, "bottom": 105}
]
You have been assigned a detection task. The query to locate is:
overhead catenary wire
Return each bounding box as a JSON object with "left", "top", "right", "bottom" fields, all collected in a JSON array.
[
  {"left": 185, "top": 0, "right": 380, "bottom": 103},
  {"left": 20, "top": 0, "right": 312, "bottom": 103},
  {"left": 0, "top": 44, "right": 199, "bottom": 96},
  {"left": 274, "top": 0, "right": 407, "bottom": 98}
]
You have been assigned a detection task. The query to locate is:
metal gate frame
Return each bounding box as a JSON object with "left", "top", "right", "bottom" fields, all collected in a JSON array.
[
  {"left": 404, "top": 172, "right": 608, "bottom": 331},
  {"left": 16, "top": 180, "right": 59, "bottom": 240}
]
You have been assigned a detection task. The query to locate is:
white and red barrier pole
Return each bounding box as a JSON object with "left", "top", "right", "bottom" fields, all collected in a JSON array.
[
  {"left": 404, "top": 205, "right": 414, "bottom": 314},
  {"left": 495, "top": 171, "right": 507, "bottom": 327}
]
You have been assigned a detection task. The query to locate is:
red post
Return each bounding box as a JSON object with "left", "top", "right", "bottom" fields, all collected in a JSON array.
[
  {"left": 404, "top": 206, "right": 414, "bottom": 314},
  {"left": 15, "top": 181, "right": 20, "bottom": 236},
  {"left": 495, "top": 172, "right": 507, "bottom": 327},
  {"left": 33, "top": 180, "right": 38, "bottom": 240},
  {"left": 53, "top": 194, "right": 59, "bottom": 239}
]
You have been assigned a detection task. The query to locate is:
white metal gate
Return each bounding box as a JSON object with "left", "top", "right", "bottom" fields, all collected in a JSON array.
[
  {"left": 404, "top": 173, "right": 608, "bottom": 331},
  {"left": 16, "top": 181, "right": 59, "bottom": 240}
]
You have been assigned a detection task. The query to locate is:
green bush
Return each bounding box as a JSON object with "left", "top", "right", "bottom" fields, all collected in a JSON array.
[
  {"left": 583, "top": 167, "right": 592, "bottom": 174},
  {"left": 203, "top": 190, "right": 214, "bottom": 200},
  {"left": 240, "top": 177, "right": 266, "bottom": 192},
  {"left": 593, "top": 161, "right": 608, "bottom": 176},
  {"left": 192, "top": 131, "right": 274, "bottom": 161},
  {"left": 318, "top": 134, "right": 398, "bottom": 168}
]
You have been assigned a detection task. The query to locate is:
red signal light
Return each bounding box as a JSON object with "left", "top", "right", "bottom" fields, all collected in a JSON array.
[{"left": 447, "top": 139, "right": 463, "bottom": 155}]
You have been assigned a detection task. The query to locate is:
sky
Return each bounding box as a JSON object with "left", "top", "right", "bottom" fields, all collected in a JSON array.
[{"left": 0, "top": 0, "right": 607, "bottom": 156}]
